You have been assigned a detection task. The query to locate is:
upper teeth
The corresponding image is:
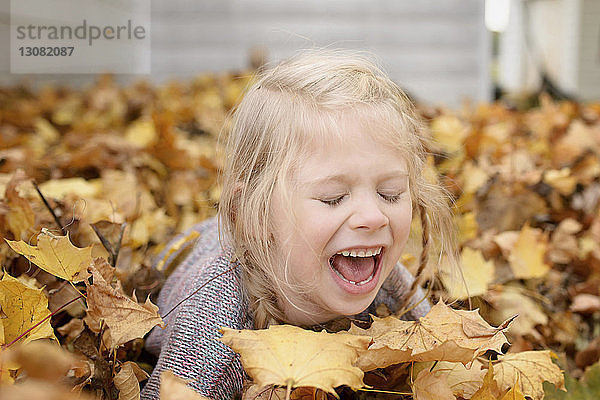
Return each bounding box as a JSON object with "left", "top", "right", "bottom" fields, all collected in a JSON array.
[{"left": 337, "top": 247, "right": 382, "bottom": 257}]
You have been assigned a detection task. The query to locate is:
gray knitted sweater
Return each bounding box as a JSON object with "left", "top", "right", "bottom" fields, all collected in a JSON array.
[{"left": 141, "top": 217, "right": 430, "bottom": 400}]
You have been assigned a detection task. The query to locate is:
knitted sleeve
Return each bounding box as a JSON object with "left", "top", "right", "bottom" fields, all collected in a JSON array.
[{"left": 141, "top": 218, "right": 253, "bottom": 400}]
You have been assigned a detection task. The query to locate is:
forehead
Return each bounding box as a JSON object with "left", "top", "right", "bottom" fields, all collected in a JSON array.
[{"left": 298, "top": 106, "right": 409, "bottom": 159}]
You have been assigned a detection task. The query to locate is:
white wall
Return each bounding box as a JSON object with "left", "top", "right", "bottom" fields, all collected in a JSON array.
[
  {"left": 0, "top": 0, "right": 491, "bottom": 107},
  {"left": 499, "top": 0, "right": 600, "bottom": 101}
]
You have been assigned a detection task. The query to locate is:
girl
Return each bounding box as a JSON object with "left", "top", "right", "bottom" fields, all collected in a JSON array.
[{"left": 141, "top": 50, "right": 456, "bottom": 400}]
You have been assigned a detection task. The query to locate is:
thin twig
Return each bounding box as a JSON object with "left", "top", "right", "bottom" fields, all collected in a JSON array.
[
  {"left": 33, "top": 181, "right": 66, "bottom": 235},
  {"left": 112, "top": 222, "right": 127, "bottom": 269},
  {"left": 91, "top": 224, "right": 115, "bottom": 257},
  {"left": 3, "top": 293, "right": 84, "bottom": 348}
]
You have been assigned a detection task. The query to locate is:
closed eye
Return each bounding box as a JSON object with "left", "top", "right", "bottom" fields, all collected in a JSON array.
[
  {"left": 378, "top": 192, "right": 405, "bottom": 203},
  {"left": 319, "top": 195, "right": 346, "bottom": 206}
]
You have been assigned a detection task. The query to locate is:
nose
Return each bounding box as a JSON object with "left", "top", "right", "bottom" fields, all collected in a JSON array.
[{"left": 348, "top": 195, "right": 389, "bottom": 231}]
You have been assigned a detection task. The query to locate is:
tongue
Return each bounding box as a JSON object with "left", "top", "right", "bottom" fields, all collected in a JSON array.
[{"left": 331, "top": 254, "right": 375, "bottom": 283}]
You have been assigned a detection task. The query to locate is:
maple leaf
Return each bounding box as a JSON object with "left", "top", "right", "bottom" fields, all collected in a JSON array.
[
  {"left": 85, "top": 264, "right": 164, "bottom": 348},
  {"left": 411, "top": 369, "right": 455, "bottom": 400},
  {"left": 494, "top": 225, "right": 550, "bottom": 279},
  {"left": 442, "top": 247, "right": 495, "bottom": 300},
  {"left": 10, "top": 339, "right": 74, "bottom": 381},
  {"left": 160, "top": 370, "right": 211, "bottom": 400},
  {"left": 349, "top": 301, "right": 510, "bottom": 371},
  {"left": 219, "top": 324, "right": 369, "bottom": 396},
  {"left": 0, "top": 273, "right": 56, "bottom": 346},
  {"left": 6, "top": 230, "right": 92, "bottom": 282},
  {"left": 494, "top": 350, "right": 565, "bottom": 400},
  {"left": 471, "top": 361, "right": 502, "bottom": 400}
]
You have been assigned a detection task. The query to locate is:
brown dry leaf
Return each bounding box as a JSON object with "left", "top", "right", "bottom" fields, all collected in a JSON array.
[
  {"left": 0, "top": 379, "right": 94, "bottom": 400},
  {"left": 85, "top": 264, "right": 164, "bottom": 348},
  {"left": 442, "top": 247, "right": 495, "bottom": 300},
  {"left": 549, "top": 218, "right": 582, "bottom": 264},
  {"left": 424, "top": 361, "right": 487, "bottom": 399},
  {"left": 56, "top": 318, "right": 85, "bottom": 342},
  {"left": 37, "top": 177, "right": 100, "bottom": 200},
  {"left": 543, "top": 168, "right": 577, "bottom": 196},
  {"left": 160, "top": 370, "right": 212, "bottom": 400},
  {"left": 569, "top": 294, "right": 600, "bottom": 314},
  {"left": 0, "top": 273, "right": 56, "bottom": 345},
  {"left": 494, "top": 350, "right": 565, "bottom": 400},
  {"left": 114, "top": 361, "right": 144, "bottom": 400},
  {"left": 4, "top": 170, "right": 36, "bottom": 240},
  {"left": 219, "top": 324, "right": 369, "bottom": 396},
  {"left": 349, "top": 301, "right": 509, "bottom": 371},
  {"left": 411, "top": 369, "right": 455, "bottom": 400},
  {"left": 11, "top": 339, "right": 74, "bottom": 381},
  {"left": 6, "top": 230, "right": 92, "bottom": 282},
  {"left": 485, "top": 287, "right": 547, "bottom": 340}
]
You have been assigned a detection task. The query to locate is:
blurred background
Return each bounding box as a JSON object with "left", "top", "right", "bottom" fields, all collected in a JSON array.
[{"left": 1, "top": 0, "right": 598, "bottom": 107}]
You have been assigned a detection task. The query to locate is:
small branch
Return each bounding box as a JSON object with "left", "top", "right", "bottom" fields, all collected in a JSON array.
[
  {"left": 112, "top": 222, "right": 127, "bottom": 269},
  {"left": 91, "top": 222, "right": 126, "bottom": 269},
  {"left": 3, "top": 293, "right": 84, "bottom": 348},
  {"left": 91, "top": 225, "right": 115, "bottom": 257},
  {"left": 33, "top": 180, "right": 66, "bottom": 235}
]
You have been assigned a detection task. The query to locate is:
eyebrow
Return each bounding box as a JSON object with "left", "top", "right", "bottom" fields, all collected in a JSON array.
[{"left": 307, "top": 170, "right": 409, "bottom": 186}]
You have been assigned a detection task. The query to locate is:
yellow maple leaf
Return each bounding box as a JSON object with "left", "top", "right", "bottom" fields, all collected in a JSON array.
[
  {"left": 37, "top": 177, "right": 101, "bottom": 200},
  {"left": 470, "top": 361, "right": 502, "bottom": 400},
  {"left": 349, "top": 301, "right": 509, "bottom": 371},
  {"left": 85, "top": 265, "right": 164, "bottom": 348},
  {"left": 500, "top": 225, "right": 551, "bottom": 279},
  {"left": 494, "top": 350, "right": 565, "bottom": 400},
  {"left": 0, "top": 273, "right": 56, "bottom": 346},
  {"left": 6, "top": 230, "right": 92, "bottom": 283},
  {"left": 219, "top": 324, "right": 369, "bottom": 396},
  {"left": 442, "top": 247, "right": 495, "bottom": 300},
  {"left": 500, "top": 382, "right": 526, "bottom": 400},
  {"left": 455, "top": 212, "right": 479, "bottom": 244},
  {"left": 411, "top": 369, "right": 455, "bottom": 400},
  {"left": 160, "top": 370, "right": 211, "bottom": 400},
  {"left": 430, "top": 115, "right": 469, "bottom": 154},
  {"left": 415, "top": 360, "right": 486, "bottom": 399}
]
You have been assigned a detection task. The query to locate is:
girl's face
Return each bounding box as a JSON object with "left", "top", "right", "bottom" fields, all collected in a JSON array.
[{"left": 270, "top": 118, "right": 413, "bottom": 325}]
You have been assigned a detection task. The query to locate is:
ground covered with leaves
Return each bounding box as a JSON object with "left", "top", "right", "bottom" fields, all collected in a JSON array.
[{"left": 0, "top": 72, "right": 598, "bottom": 400}]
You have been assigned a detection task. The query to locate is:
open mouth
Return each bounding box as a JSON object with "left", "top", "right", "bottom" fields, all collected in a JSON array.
[{"left": 328, "top": 247, "right": 383, "bottom": 286}]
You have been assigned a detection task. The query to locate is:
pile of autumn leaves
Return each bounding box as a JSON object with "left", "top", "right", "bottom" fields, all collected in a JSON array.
[{"left": 0, "top": 73, "right": 598, "bottom": 400}]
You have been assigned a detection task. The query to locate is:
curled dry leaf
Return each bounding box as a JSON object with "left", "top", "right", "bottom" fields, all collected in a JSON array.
[
  {"left": 411, "top": 369, "right": 456, "bottom": 400},
  {"left": 160, "top": 370, "right": 211, "bottom": 400},
  {"left": 494, "top": 350, "right": 565, "bottom": 400},
  {"left": 349, "top": 301, "right": 509, "bottom": 371},
  {"left": 219, "top": 324, "right": 369, "bottom": 396},
  {"left": 0, "top": 273, "right": 56, "bottom": 345},
  {"left": 6, "top": 230, "right": 92, "bottom": 282},
  {"left": 114, "top": 361, "right": 145, "bottom": 400},
  {"left": 85, "top": 264, "right": 164, "bottom": 348}
]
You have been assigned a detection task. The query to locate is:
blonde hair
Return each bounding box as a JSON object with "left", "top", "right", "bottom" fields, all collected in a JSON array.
[{"left": 218, "top": 49, "right": 457, "bottom": 329}]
